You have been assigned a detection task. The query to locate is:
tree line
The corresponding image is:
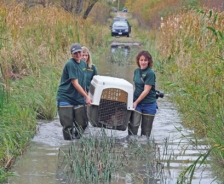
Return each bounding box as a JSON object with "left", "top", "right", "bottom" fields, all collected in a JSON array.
[{"left": 4, "top": 0, "right": 102, "bottom": 19}]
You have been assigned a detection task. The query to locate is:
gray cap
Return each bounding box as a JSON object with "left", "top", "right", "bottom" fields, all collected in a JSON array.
[{"left": 70, "top": 43, "right": 82, "bottom": 54}]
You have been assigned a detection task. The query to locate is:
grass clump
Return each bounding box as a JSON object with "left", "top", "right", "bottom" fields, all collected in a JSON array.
[
  {"left": 57, "top": 133, "right": 165, "bottom": 183},
  {"left": 0, "top": 98, "right": 36, "bottom": 181}
]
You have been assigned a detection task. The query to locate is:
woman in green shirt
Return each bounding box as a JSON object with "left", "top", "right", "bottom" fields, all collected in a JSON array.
[
  {"left": 57, "top": 43, "right": 92, "bottom": 140},
  {"left": 128, "top": 50, "right": 157, "bottom": 138},
  {"left": 81, "top": 46, "right": 98, "bottom": 92}
]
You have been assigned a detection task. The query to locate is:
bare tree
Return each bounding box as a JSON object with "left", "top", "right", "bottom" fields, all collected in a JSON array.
[
  {"left": 16, "top": 0, "right": 49, "bottom": 7},
  {"left": 83, "top": 0, "right": 99, "bottom": 19},
  {"left": 75, "top": 0, "right": 84, "bottom": 14},
  {"left": 60, "top": 0, "right": 76, "bottom": 12},
  {"left": 57, "top": 0, "right": 85, "bottom": 15},
  {"left": 15, "top": 0, "right": 100, "bottom": 19}
]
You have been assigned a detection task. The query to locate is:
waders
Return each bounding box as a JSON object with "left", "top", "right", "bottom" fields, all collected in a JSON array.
[
  {"left": 73, "top": 106, "right": 88, "bottom": 139},
  {"left": 129, "top": 111, "right": 155, "bottom": 138},
  {"left": 141, "top": 114, "right": 154, "bottom": 137},
  {"left": 58, "top": 106, "right": 74, "bottom": 140},
  {"left": 128, "top": 111, "right": 142, "bottom": 135},
  {"left": 58, "top": 105, "right": 88, "bottom": 140}
]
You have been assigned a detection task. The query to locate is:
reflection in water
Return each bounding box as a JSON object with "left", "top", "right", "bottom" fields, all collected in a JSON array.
[
  {"left": 111, "top": 45, "right": 130, "bottom": 56},
  {"left": 110, "top": 45, "right": 130, "bottom": 65},
  {"left": 109, "top": 44, "right": 140, "bottom": 67},
  {"left": 97, "top": 44, "right": 140, "bottom": 84}
]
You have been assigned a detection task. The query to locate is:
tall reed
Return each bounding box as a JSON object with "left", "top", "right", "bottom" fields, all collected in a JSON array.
[
  {"left": 57, "top": 133, "right": 165, "bottom": 183},
  {"left": 0, "top": 3, "right": 110, "bottom": 119},
  {"left": 0, "top": 85, "right": 4, "bottom": 114},
  {"left": 153, "top": 7, "right": 224, "bottom": 180}
]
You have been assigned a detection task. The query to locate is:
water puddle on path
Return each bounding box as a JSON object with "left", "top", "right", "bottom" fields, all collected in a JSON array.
[{"left": 8, "top": 46, "right": 216, "bottom": 184}]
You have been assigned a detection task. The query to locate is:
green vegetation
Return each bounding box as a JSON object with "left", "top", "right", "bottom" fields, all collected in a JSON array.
[
  {"left": 154, "top": 8, "right": 224, "bottom": 180},
  {"left": 126, "top": 0, "right": 224, "bottom": 28},
  {"left": 57, "top": 134, "right": 165, "bottom": 183},
  {"left": 0, "top": 1, "right": 111, "bottom": 181},
  {"left": 0, "top": 0, "right": 223, "bottom": 182},
  {"left": 126, "top": 0, "right": 224, "bottom": 181},
  {"left": 123, "top": 0, "right": 224, "bottom": 181}
]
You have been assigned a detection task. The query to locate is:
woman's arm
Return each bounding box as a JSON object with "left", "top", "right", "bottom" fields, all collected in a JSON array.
[
  {"left": 133, "top": 85, "right": 152, "bottom": 108},
  {"left": 71, "top": 79, "right": 92, "bottom": 105},
  {"left": 93, "top": 65, "right": 98, "bottom": 75}
]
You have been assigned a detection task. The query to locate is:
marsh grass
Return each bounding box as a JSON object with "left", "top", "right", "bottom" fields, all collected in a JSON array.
[
  {"left": 150, "top": 7, "right": 224, "bottom": 180},
  {"left": 57, "top": 133, "right": 166, "bottom": 183},
  {"left": 58, "top": 130, "right": 212, "bottom": 183},
  {"left": 0, "top": 2, "right": 111, "bottom": 121},
  {"left": 177, "top": 148, "right": 212, "bottom": 183},
  {"left": 130, "top": 0, "right": 183, "bottom": 28},
  {"left": 0, "top": 85, "right": 4, "bottom": 113},
  {"left": 0, "top": 101, "right": 36, "bottom": 180},
  {"left": 127, "top": 0, "right": 223, "bottom": 28},
  {"left": 10, "top": 68, "right": 59, "bottom": 119},
  {"left": 0, "top": 2, "right": 111, "bottom": 181}
]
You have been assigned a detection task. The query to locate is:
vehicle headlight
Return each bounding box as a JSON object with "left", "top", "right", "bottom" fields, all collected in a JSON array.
[
  {"left": 112, "top": 29, "right": 116, "bottom": 32},
  {"left": 125, "top": 29, "right": 128, "bottom": 32}
]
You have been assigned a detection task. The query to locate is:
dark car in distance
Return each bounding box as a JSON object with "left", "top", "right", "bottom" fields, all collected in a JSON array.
[
  {"left": 112, "top": 7, "right": 117, "bottom": 12},
  {"left": 111, "top": 21, "right": 131, "bottom": 37},
  {"left": 112, "top": 17, "right": 131, "bottom": 34},
  {"left": 122, "top": 8, "right": 128, "bottom": 12}
]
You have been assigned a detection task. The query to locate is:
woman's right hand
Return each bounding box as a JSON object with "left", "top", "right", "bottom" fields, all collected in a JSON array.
[{"left": 85, "top": 96, "right": 92, "bottom": 106}]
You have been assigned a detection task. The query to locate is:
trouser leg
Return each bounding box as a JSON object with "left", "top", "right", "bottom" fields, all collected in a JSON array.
[
  {"left": 141, "top": 114, "right": 155, "bottom": 137},
  {"left": 128, "top": 111, "right": 142, "bottom": 135},
  {"left": 58, "top": 106, "right": 74, "bottom": 140},
  {"left": 73, "top": 106, "right": 88, "bottom": 138}
]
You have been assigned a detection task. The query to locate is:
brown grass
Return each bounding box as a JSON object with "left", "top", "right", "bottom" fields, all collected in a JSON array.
[
  {"left": 0, "top": 2, "right": 110, "bottom": 101},
  {"left": 200, "top": 0, "right": 224, "bottom": 11}
]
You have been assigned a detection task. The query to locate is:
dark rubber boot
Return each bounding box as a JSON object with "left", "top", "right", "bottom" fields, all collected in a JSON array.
[
  {"left": 128, "top": 124, "right": 139, "bottom": 135},
  {"left": 141, "top": 115, "right": 155, "bottom": 137},
  {"left": 58, "top": 106, "right": 74, "bottom": 140},
  {"left": 128, "top": 111, "right": 142, "bottom": 135},
  {"left": 73, "top": 106, "right": 88, "bottom": 138}
]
